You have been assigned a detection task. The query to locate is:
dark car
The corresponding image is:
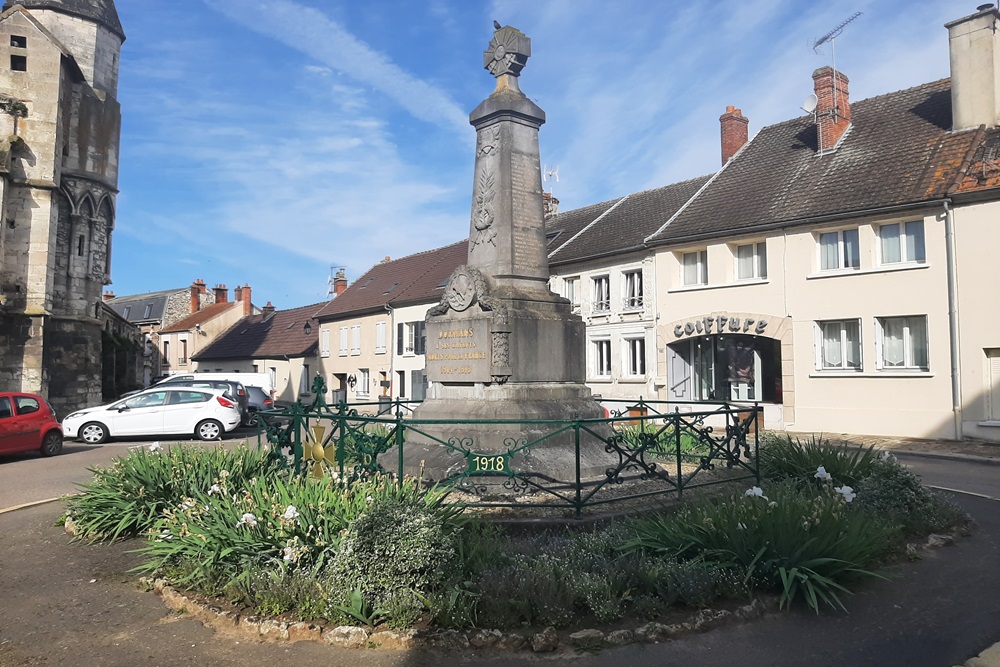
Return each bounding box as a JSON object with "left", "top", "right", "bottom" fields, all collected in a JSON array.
[
  {"left": 156, "top": 378, "right": 251, "bottom": 426},
  {"left": 244, "top": 386, "right": 275, "bottom": 427},
  {"left": 0, "top": 392, "right": 63, "bottom": 457}
]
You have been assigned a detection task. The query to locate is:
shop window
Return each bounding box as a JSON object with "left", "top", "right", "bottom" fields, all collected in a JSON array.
[
  {"left": 622, "top": 270, "right": 643, "bottom": 310},
  {"left": 876, "top": 316, "right": 928, "bottom": 370},
  {"left": 735, "top": 242, "right": 767, "bottom": 280},
  {"left": 592, "top": 276, "right": 610, "bottom": 313},
  {"left": 879, "top": 221, "right": 925, "bottom": 265},
  {"left": 681, "top": 250, "right": 708, "bottom": 286},
  {"left": 815, "top": 319, "right": 861, "bottom": 370},
  {"left": 819, "top": 229, "right": 860, "bottom": 271}
]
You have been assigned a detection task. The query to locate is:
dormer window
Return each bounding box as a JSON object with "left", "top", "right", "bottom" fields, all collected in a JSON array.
[{"left": 10, "top": 36, "right": 27, "bottom": 48}]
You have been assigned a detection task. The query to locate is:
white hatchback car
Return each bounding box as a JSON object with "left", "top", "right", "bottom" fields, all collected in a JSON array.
[{"left": 63, "top": 387, "right": 242, "bottom": 444}]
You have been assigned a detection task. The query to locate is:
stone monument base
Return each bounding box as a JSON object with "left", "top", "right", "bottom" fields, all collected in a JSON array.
[{"left": 385, "top": 382, "right": 614, "bottom": 484}]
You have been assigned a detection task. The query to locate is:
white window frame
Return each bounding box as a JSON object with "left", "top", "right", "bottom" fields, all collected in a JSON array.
[
  {"left": 320, "top": 328, "right": 331, "bottom": 358},
  {"left": 404, "top": 323, "right": 416, "bottom": 355},
  {"left": 563, "top": 277, "right": 580, "bottom": 310},
  {"left": 622, "top": 270, "right": 643, "bottom": 311},
  {"left": 300, "top": 364, "right": 311, "bottom": 395},
  {"left": 818, "top": 228, "right": 860, "bottom": 271},
  {"left": 592, "top": 275, "right": 610, "bottom": 313},
  {"left": 735, "top": 242, "right": 767, "bottom": 281},
  {"left": 878, "top": 220, "right": 925, "bottom": 265},
  {"left": 375, "top": 321, "right": 387, "bottom": 354},
  {"left": 350, "top": 324, "right": 361, "bottom": 356},
  {"left": 338, "top": 327, "right": 349, "bottom": 356},
  {"left": 624, "top": 336, "right": 646, "bottom": 377},
  {"left": 875, "top": 316, "right": 929, "bottom": 371},
  {"left": 681, "top": 250, "right": 708, "bottom": 286},
  {"left": 814, "top": 319, "right": 862, "bottom": 371},
  {"left": 357, "top": 368, "right": 370, "bottom": 398},
  {"left": 592, "top": 338, "right": 612, "bottom": 377}
]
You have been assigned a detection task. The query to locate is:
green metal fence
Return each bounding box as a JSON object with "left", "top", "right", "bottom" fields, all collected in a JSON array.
[{"left": 258, "top": 377, "right": 760, "bottom": 517}]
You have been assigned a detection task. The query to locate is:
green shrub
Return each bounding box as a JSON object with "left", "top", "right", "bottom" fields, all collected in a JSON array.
[
  {"left": 624, "top": 481, "right": 897, "bottom": 612},
  {"left": 855, "top": 458, "right": 967, "bottom": 536},
  {"left": 323, "top": 490, "right": 465, "bottom": 629},
  {"left": 65, "top": 443, "right": 279, "bottom": 541},
  {"left": 758, "top": 434, "right": 879, "bottom": 487}
]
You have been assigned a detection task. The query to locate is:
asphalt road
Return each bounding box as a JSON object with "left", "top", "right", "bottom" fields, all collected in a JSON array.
[{"left": 0, "top": 428, "right": 262, "bottom": 512}]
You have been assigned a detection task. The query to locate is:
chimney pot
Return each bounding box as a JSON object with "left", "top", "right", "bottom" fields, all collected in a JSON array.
[
  {"left": 262, "top": 301, "right": 275, "bottom": 319},
  {"left": 241, "top": 284, "right": 252, "bottom": 316},
  {"left": 720, "top": 106, "right": 749, "bottom": 164},
  {"left": 334, "top": 269, "right": 348, "bottom": 296},
  {"left": 102, "top": 291, "right": 115, "bottom": 302},
  {"left": 543, "top": 192, "right": 560, "bottom": 218},
  {"left": 212, "top": 284, "right": 228, "bottom": 303}
]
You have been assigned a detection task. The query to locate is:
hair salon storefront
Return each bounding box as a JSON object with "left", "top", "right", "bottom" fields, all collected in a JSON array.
[{"left": 664, "top": 312, "right": 794, "bottom": 429}]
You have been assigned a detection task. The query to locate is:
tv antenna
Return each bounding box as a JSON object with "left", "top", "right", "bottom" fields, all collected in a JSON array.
[
  {"left": 810, "top": 12, "right": 862, "bottom": 122},
  {"left": 544, "top": 164, "right": 559, "bottom": 196},
  {"left": 326, "top": 265, "right": 343, "bottom": 299}
]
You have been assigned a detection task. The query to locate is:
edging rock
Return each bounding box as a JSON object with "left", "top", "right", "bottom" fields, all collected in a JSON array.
[{"left": 146, "top": 580, "right": 772, "bottom": 655}]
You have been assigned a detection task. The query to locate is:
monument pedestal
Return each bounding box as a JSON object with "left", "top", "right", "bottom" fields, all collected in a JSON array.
[{"left": 394, "top": 24, "right": 613, "bottom": 486}]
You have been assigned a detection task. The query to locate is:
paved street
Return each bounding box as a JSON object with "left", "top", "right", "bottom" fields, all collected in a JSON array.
[{"left": 1, "top": 441, "right": 998, "bottom": 666}]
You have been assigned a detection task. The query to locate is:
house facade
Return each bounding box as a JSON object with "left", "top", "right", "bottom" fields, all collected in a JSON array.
[
  {"left": 192, "top": 301, "right": 319, "bottom": 404},
  {"left": 158, "top": 284, "right": 257, "bottom": 377},
  {"left": 314, "top": 242, "right": 465, "bottom": 405}
]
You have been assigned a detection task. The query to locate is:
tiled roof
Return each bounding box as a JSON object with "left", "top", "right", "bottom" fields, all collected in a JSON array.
[
  {"left": 952, "top": 127, "right": 1000, "bottom": 194},
  {"left": 313, "top": 241, "right": 467, "bottom": 320},
  {"left": 548, "top": 175, "right": 711, "bottom": 265},
  {"left": 3, "top": 0, "right": 125, "bottom": 40},
  {"left": 106, "top": 288, "right": 183, "bottom": 323},
  {"left": 545, "top": 199, "right": 619, "bottom": 254},
  {"left": 646, "top": 79, "right": 979, "bottom": 246},
  {"left": 160, "top": 302, "right": 239, "bottom": 333},
  {"left": 193, "top": 303, "right": 323, "bottom": 361}
]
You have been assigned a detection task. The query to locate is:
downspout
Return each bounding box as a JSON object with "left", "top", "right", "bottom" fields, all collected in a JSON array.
[
  {"left": 943, "top": 199, "right": 963, "bottom": 440},
  {"left": 385, "top": 303, "right": 395, "bottom": 398}
]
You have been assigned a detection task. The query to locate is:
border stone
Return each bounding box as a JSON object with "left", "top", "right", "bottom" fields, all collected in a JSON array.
[
  {"left": 287, "top": 622, "right": 323, "bottom": 643},
  {"left": 367, "top": 629, "right": 419, "bottom": 650},
  {"left": 569, "top": 628, "right": 604, "bottom": 648},
  {"left": 605, "top": 629, "right": 634, "bottom": 645},
  {"left": 324, "top": 626, "right": 369, "bottom": 648},
  {"left": 530, "top": 626, "right": 558, "bottom": 652},
  {"left": 469, "top": 629, "right": 502, "bottom": 648}
]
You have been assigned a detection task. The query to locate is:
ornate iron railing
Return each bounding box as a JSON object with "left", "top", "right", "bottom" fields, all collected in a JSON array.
[{"left": 257, "top": 376, "right": 760, "bottom": 517}]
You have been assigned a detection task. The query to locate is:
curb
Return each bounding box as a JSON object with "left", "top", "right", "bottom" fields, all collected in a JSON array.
[
  {"left": 0, "top": 495, "right": 71, "bottom": 516},
  {"left": 892, "top": 450, "right": 1000, "bottom": 466}
]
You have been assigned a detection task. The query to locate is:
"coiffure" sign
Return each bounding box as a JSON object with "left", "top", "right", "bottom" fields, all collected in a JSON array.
[{"left": 673, "top": 314, "right": 768, "bottom": 338}]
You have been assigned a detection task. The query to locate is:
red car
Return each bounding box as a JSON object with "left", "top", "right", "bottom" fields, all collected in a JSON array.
[{"left": 0, "top": 392, "right": 63, "bottom": 457}]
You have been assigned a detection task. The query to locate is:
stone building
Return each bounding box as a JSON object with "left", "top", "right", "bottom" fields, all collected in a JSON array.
[{"left": 0, "top": 0, "right": 124, "bottom": 416}]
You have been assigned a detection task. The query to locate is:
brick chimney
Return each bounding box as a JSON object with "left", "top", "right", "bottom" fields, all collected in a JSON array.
[
  {"left": 813, "top": 67, "right": 851, "bottom": 153},
  {"left": 543, "top": 192, "right": 560, "bottom": 219},
  {"left": 213, "top": 284, "right": 228, "bottom": 303},
  {"left": 102, "top": 291, "right": 115, "bottom": 301},
  {"left": 947, "top": 5, "right": 1000, "bottom": 131},
  {"left": 333, "top": 269, "right": 348, "bottom": 296},
  {"left": 236, "top": 283, "right": 252, "bottom": 316},
  {"left": 720, "top": 106, "right": 749, "bottom": 164},
  {"left": 190, "top": 279, "right": 206, "bottom": 313},
  {"left": 262, "top": 301, "right": 276, "bottom": 319},
  {"left": 380, "top": 256, "right": 391, "bottom": 264}
]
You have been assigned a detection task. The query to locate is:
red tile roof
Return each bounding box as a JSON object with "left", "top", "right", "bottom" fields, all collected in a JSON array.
[{"left": 192, "top": 303, "right": 324, "bottom": 361}]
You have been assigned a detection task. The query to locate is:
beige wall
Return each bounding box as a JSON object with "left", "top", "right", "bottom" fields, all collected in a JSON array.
[
  {"left": 953, "top": 199, "right": 1000, "bottom": 440},
  {"left": 162, "top": 305, "right": 243, "bottom": 374},
  {"left": 654, "top": 207, "right": 960, "bottom": 439},
  {"left": 318, "top": 312, "right": 391, "bottom": 403}
]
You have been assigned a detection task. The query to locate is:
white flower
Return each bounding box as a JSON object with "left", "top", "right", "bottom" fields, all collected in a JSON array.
[
  {"left": 148, "top": 442, "right": 162, "bottom": 453},
  {"left": 208, "top": 484, "right": 222, "bottom": 496},
  {"left": 282, "top": 545, "right": 295, "bottom": 562},
  {"left": 834, "top": 485, "right": 856, "bottom": 503},
  {"left": 237, "top": 512, "right": 258, "bottom": 528},
  {"left": 179, "top": 498, "right": 195, "bottom": 511},
  {"left": 283, "top": 505, "right": 300, "bottom": 521},
  {"left": 745, "top": 486, "right": 768, "bottom": 500},
  {"left": 880, "top": 451, "right": 896, "bottom": 462},
  {"left": 768, "top": 501, "right": 778, "bottom": 508},
  {"left": 814, "top": 466, "right": 832, "bottom": 481},
  {"left": 366, "top": 495, "right": 374, "bottom": 504}
]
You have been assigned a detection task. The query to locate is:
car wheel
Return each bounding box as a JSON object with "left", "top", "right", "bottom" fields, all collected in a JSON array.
[
  {"left": 244, "top": 412, "right": 259, "bottom": 428},
  {"left": 79, "top": 422, "right": 109, "bottom": 444},
  {"left": 195, "top": 419, "right": 223, "bottom": 441},
  {"left": 40, "top": 431, "right": 63, "bottom": 457}
]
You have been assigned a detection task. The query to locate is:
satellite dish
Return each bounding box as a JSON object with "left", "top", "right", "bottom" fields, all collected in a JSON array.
[{"left": 801, "top": 94, "right": 818, "bottom": 114}]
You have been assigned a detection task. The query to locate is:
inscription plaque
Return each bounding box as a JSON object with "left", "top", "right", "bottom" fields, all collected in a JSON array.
[{"left": 425, "top": 317, "right": 493, "bottom": 383}]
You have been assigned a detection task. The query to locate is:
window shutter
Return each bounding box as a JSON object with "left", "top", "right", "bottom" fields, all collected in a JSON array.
[
  {"left": 339, "top": 327, "right": 349, "bottom": 356},
  {"left": 397, "top": 323, "right": 404, "bottom": 356},
  {"left": 416, "top": 321, "right": 426, "bottom": 355}
]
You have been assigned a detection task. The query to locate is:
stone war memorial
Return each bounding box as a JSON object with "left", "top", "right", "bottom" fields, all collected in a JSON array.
[{"left": 403, "top": 23, "right": 610, "bottom": 484}]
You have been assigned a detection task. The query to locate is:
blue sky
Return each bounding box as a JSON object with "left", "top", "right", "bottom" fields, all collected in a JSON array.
[{"left": 112, "top": 0, "right": 973, "bottom": 309}]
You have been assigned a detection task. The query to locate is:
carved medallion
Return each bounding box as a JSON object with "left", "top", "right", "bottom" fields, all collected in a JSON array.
[{"left": 483, "top": 26, "right": 531, "bottom": 78}]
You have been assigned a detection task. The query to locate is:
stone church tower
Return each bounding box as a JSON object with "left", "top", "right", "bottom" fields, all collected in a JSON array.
[{"left": 0, "top": 0, "right": 124, "bottom": 416}]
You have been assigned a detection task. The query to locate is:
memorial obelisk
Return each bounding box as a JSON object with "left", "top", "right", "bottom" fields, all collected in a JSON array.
[{"left": 404, "top": 23, "right": 609, "bottom": 482}]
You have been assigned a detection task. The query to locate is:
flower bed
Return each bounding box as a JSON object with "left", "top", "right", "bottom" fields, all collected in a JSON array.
[{"left": 64, "top": 437, "right": 970, "bottom": 644}]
